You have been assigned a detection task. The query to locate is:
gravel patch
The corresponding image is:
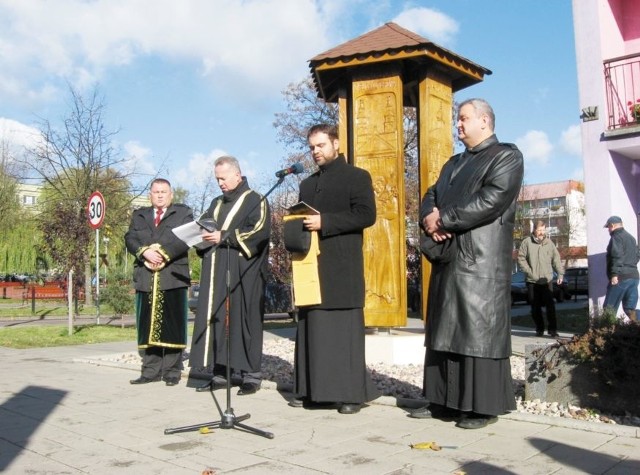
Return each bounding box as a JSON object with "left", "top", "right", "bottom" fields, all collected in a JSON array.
[{"left": 100, "top": 338, "right": 640, "bottom": 428}]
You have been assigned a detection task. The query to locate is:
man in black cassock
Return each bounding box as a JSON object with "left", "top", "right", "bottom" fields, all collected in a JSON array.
[
  {"left": 189, "top": 155, "right": 270, "bottom": 396},
  {"left": 125, "top": 178, "right": 192, "bottom": 386},
  {"left": 288, "top": 123, "right": 380, "bottom": 415},
  {"left": 413, "top": 98, "right": 523, "bottom": 429}
]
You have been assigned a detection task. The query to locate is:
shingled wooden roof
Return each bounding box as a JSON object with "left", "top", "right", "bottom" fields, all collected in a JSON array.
[{"left": 309, "top": 22, "right": 491, "bottom": 104}]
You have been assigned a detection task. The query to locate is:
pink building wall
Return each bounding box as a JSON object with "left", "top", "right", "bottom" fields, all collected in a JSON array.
[
  {"left": 610, "top": 0, "right": 640, "bottom": 43},
  {"left": 573, "top": 0, "right": 640, "bottom": 313}
]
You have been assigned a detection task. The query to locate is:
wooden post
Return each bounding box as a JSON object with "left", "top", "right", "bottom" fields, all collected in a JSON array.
[
  {"left": 417, "top": 70, "right": 454, "bottom": 320},
  {"left": 350, "top": 68, "right": 407, "bottom": 327}
]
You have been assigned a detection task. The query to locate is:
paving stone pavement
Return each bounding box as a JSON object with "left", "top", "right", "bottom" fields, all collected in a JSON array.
[{"left": 1, "top": 304, "right": 640, "bottom": 474}]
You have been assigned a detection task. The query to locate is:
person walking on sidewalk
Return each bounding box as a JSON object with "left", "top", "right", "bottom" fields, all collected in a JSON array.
[
  {"left": 603, "top": 215, "right": 639, "bottom": 321},
  {"left": 517, "top": 220, "right": 564, "bottom": 337}
]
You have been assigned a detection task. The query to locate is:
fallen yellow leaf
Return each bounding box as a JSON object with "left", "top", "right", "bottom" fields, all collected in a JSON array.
[{"left": 410, "top": 441, "right": 440, "bottom": 450}]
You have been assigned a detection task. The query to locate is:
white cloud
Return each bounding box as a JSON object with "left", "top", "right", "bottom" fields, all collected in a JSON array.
[
  {"left": 392, "top": 7, "right": 459, "bottom": 46},
  {"left": 0, "top": 0, "right": 331, "bottom": 103},
  {"left": 516, "top": 130, "right": 553, "bottom": 166},
  {"left": 169, "top": 148, "right": 269, "bottom": 191},
  {"left": 0, "top": 118, "right": 42, "bottom": 158},
  {"left": 123, "top": 140, "right": 156, "bottom": 177},
  {"left": 0, "top": 118, "right": 40, "bottom": 146},
  {"left": 172, "top": 149, "right": 224, "bottom": 188},
  {"left": 560, "top": 124, "right": 582, "bottom": 156}
]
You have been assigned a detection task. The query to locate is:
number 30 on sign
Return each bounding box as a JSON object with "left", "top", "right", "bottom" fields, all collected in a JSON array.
[{"left": 87, "top": 191, "right": 106, "bottom": 229}]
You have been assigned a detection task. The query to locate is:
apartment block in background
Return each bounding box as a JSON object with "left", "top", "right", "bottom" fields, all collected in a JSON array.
[{"left": 516, "top": 180, "right": 587, "bottom": 267}]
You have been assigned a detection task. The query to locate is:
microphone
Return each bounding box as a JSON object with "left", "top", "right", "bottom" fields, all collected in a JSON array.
[{"left": 275, "top": 162, "right": 304, "bottom": 178}]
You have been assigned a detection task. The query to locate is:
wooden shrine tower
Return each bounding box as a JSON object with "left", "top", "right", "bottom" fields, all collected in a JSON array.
[{"left": 308, "top": 22, "right": 491, "bottom": 327}]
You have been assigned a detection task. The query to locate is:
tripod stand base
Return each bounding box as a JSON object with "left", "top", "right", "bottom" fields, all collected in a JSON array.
[
  {"left": 166, "top": 377, "right": 275, "bottom": 439},
  {"left": 165, "top": 408, "right": 274, "bottom": 438}
]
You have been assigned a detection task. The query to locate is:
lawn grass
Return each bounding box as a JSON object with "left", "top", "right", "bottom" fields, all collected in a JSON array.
[
  {"left": 0, "top": 319, "right": 297, "bottom": 349},
  {"left": 0, "top": 300, "right": 117, "bottom": 318},
  {"left": 0, "top": 324, "right": 138, "bottom": 349}
]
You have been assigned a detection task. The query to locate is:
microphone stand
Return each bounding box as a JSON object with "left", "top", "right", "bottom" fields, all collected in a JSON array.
[{"left": 164, "top": 176, "right": 287, "bottom": 439}]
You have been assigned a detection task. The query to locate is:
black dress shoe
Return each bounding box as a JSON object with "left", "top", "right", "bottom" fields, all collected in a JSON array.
[
  {"left": 237, "top": 382, "right": 260, "bottom": 395},
  {"left": 338, "top": 403, "right": 361, "bottom": 415},
  {"left": 409, "top": 404, "right": 458, "bottom": 419},
  {"left": 164, "top": 378, "right": 180, "bottom": 386},
  {"left": 130, "top": 376, "right": 161, "bottom": 385},
  {"left": 408, "top": 405, "right": 434, "bottom": 419},
  {"left": 288, "top": 397, "right": 305, "bottom": 408},
  {"left": 288, "top": 397, "right": 335, "bottom": 409},
  {"left": 456, "top": 412, "right": 498, "bottom": 429},
  {"left": 548, "top": 331, "right": 560, "bottom": 337},
  {"left": 195, "top": 378, "right": 227, "bottom": 392}
]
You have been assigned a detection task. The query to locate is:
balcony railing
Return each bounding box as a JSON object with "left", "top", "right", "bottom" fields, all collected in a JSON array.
[{"left": 604, "top": 53, "right": 640, "bottom": 130}]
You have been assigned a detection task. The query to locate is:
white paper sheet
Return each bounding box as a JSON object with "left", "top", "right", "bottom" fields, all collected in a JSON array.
[{"left": 172, "top": 221, "right": 206, "bottom": 247}]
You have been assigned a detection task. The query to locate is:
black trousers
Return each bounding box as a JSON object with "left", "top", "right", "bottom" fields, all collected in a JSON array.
[
  {"left": 527, "top": 282, "right": 557, "bottom": 334},
  {"left": 141, "top": 347, "right": 183, "bottom": 380},
  {"left": 212, "top": 364, "right": 262, "bottom": 385}
]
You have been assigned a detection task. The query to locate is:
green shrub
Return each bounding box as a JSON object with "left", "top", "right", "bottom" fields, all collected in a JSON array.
[
  {"left": 565, "top": 309, "right": 640, "bottom": 388},
  {"left": 532, "top": 307, "right": 640, "bottom": 391},
  {"left": 589, "top": 306, "right": 618, "bottom": 330},
  {"left": 101, "top": 270, "right": 134, "bottom": 316}
]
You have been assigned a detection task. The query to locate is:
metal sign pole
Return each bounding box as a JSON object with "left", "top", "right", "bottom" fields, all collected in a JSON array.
[
  {"left": 95, "top": 228, "right": 100, "bottom": 325},
  {"left": 87, "top": 191, "right": 105, "bottom": 326},
  {"left": 68, "top": 268, "right": 74, "bottom": 336}
]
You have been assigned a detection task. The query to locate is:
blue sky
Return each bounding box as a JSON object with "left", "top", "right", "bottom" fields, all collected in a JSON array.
[{"left": 0, "top": 0, "right": 581, "bottom": 196}]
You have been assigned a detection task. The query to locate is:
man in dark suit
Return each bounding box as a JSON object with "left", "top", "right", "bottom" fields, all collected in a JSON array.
[
  {"left": 125, "top": 178, "right": 193, "bottom": 386},
  {"left": 288, "top": 124, "right": 380, "bottom": 414}
]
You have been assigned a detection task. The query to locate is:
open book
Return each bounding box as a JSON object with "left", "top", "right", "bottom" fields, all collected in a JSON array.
[
  {"left": 287, "top": 201, "right": 319, "bottom": 215},
  {"left": 172, "top": 219, "right": 217, "bottom": 247}
]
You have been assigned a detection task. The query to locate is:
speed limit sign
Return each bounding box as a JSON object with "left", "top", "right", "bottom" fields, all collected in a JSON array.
[{"left": 87, "top": 191, "right": 106, "bottom": 229}]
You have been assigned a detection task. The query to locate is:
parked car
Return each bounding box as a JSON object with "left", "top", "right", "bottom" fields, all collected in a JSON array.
[
  {"left": 511, "top": 271, "right": 570, "bottom": 305},
  {"left": 564, "top": 266, "right": 589, "bottom": 295},
  {"left": 188, "top": 284, "right": 199, "bottom": 313},
  {"left": 552, "top": 272, "right": 571, "bottom": 302},
  {"left": 265, "top": 281, "right": 297, "bottom": 319},
  {"left": 511, "top": 271, "right": 530, "bottom": 305},
  {"left": 188, "top": 282, "right": 297, "bottom": 319}
]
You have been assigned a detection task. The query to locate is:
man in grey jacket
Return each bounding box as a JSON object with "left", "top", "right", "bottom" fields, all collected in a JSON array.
[{"left": 517, "top": 220, "right": 564, "bottom": 337}]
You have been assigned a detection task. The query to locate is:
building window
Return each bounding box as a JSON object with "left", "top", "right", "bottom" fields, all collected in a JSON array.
[{"left": 23, "top": 195, "right": 36, "bottom": 205}]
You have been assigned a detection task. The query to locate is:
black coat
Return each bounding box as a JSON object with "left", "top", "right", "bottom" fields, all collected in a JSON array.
[
  {"left": 606, "top": 227, "right": 640, "bottom": 280},
  {"left": 189, "top": 179, "right": 270, "bottom": 371},
  {"left": 124, "top": 203, "right": 193, "bottom": 291},
  {"left": 299, "top": 155, "right": 376, "bottom": 309},
  {"left": 420, "top": 135, "right": 524, "bottom": 359}
]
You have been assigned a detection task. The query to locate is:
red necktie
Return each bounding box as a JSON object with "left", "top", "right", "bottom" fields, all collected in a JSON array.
[{"left": 154, "top": 208, "right": 164, "bottom": 227}]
